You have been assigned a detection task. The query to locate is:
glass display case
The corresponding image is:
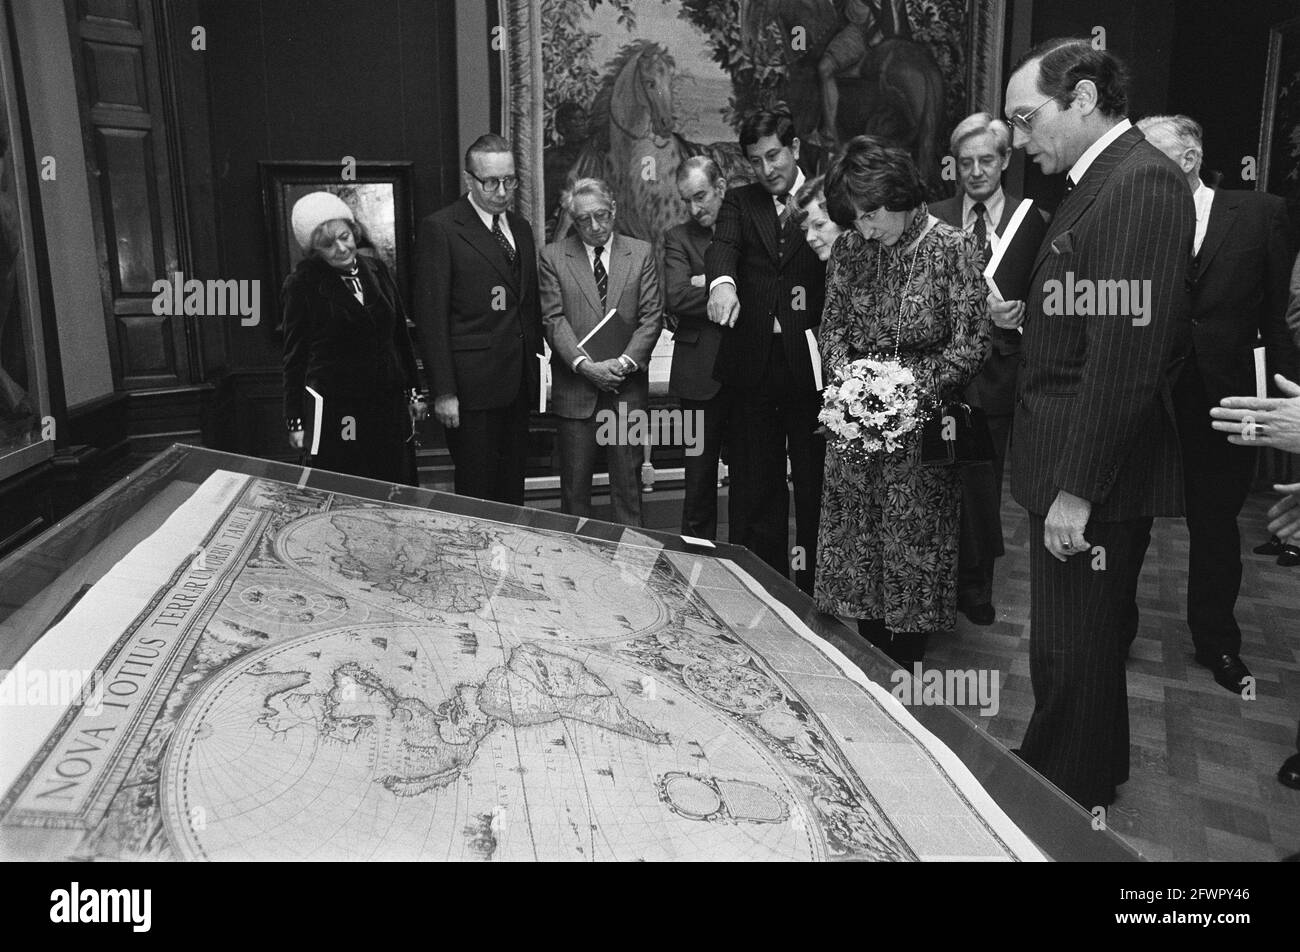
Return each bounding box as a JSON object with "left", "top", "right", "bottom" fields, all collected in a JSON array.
[
  {"left": 0, "top": 4, "right": 53, "bottom": 483},
  {"left": 0, "top": 445, "right": 1139, "bottom": 861}
]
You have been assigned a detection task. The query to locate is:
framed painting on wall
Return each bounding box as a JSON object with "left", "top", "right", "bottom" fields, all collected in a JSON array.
[
  {"left": 258, "top": 161, "right": 416, "bottom": 335},
  {"left": 1259, "top": 14, "right": 1300, "bottom": 250}
]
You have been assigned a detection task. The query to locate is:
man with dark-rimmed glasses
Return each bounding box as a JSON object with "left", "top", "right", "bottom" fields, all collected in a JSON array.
[{"left": 416, "top": 133, "right": 543, "bottom": 506}]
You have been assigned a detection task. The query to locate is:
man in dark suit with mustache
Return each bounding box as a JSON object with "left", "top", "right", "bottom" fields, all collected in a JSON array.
[
  {"left": 1139, "top": 114, "right": 1298, "bottom": 694},
  {"left": 706, "top": 108, "right": 826, "bottom": 594},
  {"left": 415, "top": 133, "right": 543, "bottom": 506},
  {"left": 994, "top": 40, "right": 1195, "bottom": 808}
]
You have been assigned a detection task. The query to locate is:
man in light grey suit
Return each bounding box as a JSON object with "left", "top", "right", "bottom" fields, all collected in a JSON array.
[{"left": 540, "top": 178, "right": 663, "bottom": 525}]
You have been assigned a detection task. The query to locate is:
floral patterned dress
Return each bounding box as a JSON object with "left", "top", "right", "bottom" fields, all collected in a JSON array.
[{"left": 814, "top": 207, "right": 990, "bottom": 632}]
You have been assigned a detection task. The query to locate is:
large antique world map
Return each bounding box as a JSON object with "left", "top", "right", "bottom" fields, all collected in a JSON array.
[{"left": 0, "top": 471, "right": 1041, "bottom": 861}]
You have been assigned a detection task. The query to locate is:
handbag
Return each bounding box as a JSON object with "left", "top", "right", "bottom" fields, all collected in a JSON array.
[{"left": 920, "top": 401, "right": 995, "bottom": 466}]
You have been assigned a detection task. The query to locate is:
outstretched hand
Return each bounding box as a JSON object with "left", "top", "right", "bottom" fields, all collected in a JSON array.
[{"left": 1210, "top": 374, "right": 1300, "bottom": 451}]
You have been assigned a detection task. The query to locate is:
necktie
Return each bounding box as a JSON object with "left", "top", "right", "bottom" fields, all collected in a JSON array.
[
  {"left": 342, "top": 268, "right": 363, "bottom": 304},
  {"left": 971, "top": 202, "right": 987, "bottom": 248},
  {"left": 777, "top": 192, "right": 792, "bottom": 230},
  {"left": 492, "top": 214, "right": 516, "bottom": 264},
  {"left": 593, "top": 245, "right": 607, "bottom": 309}
]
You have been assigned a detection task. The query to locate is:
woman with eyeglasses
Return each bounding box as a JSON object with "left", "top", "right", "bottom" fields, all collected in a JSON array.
[
  {"left": 813, "top": 137, "right": 990, "bottom": 665},
  {"left": 282, "top": 191, "right": 425, "bottom": 484}
]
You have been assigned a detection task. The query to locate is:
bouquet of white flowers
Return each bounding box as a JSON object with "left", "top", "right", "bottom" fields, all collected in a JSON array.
[{"left": 817, "top": 357, "right": 923, "bottom": 462}]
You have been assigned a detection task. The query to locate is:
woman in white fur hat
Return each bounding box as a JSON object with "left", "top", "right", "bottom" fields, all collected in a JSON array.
[{"left": 281, "top": 191, "right": 425, "bottom": 483}]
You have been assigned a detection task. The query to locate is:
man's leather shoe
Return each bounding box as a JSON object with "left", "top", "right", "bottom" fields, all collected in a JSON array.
[
  {"left": 1279, "top": 545, "right": 1300, "bottom": 567},
  {"left": 1279, "top": 753, "right": 1300, "bottom": 790},
  {"left": 1194, "top": 652, "right": 1252, "bottom": 694},
  {"left": 960, "top": 602, "right": 996, "bottom": 625},
  {"left": 1254, "top": 535, "right": 1284, "bottom": 555}
]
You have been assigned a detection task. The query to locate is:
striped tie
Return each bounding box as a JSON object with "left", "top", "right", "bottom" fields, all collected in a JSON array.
[
  {"left": 593, "top": 244, "right": 607, "bottom": 309},
  {"left": 777, "top": 192, "right": 792, "bottom": 231},
  {"left": 492, "top": 214, "right": 516, "bottom": 264}
]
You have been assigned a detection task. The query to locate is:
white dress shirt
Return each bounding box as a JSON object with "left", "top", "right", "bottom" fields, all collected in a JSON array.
[
  {"left": 467, "top": 191, "right": 515, "bottom": 251},
  {"left": 1066, "top": 118, "right": 1132, "bottom": 189},
  {"left": 583, "top": 236, "right": 612, "bottom": 273},
  {"left": 572, "top": 236, "right": 637, "bottom": 373},
  {"left": 1192, "top": 180, "right": 1215, "bottom": 256},
  {"left": 962, "top": 186, "right": 1005, "bottom": 248},
  {"left": 707, "top": 167, "right": 806, "bottom": 295}
]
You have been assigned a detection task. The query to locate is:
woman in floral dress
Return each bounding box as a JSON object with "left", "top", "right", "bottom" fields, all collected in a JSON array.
[{"left": 814, "top": 137, "right": 990, "bottom": 665}]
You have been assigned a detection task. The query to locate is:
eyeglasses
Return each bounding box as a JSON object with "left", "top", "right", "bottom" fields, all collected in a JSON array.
[
  {"left": 573, "top": 210, "right": 613, "bottom": 226},
  {"left": 467, "top": 171, "right": 519, "bottom": 192},
  {"left": 1008, "top": 96, "right": 1056, "bottom": 134}
]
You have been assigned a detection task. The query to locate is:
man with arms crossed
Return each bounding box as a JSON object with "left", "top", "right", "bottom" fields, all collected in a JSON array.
[{"left": 666, "top": 156, "right": 731, "bottom": 540}]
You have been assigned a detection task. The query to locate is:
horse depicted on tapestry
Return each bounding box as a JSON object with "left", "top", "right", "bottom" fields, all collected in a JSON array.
[{"left": 553, "top": 40, "right": 753, "bottom": 254}]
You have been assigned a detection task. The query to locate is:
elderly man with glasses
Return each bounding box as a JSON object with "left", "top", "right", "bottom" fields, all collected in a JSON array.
[
  {"left": 539, "top": 178, "right": 663, "bottom": 525},
  {"left": 415, "top": 133, "right": 544, "bottom": 506}
]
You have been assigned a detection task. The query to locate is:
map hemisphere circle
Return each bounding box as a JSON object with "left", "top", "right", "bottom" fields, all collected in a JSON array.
[
  {"left": 273, "top": 508, "right": 669, "bottom": 644},
  {"left": 161, "top": 622, "right": 822, "bottom": 861}
]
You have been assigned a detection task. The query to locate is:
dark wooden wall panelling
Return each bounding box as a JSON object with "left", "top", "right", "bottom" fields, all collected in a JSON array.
[
  {"left": 68, "top": 0, "right": 188, "bottom": 389},
  {"left": 194, "top": 0, "right": 462, "bottom": 461}
]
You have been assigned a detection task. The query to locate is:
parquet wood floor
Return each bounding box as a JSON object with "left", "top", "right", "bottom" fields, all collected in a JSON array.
[
  {"left": 924, "top": 490, "right": 1300, "bottom": 862},
  {"left": 519, "top": 479, "right": 1300, "bottom": 860}
]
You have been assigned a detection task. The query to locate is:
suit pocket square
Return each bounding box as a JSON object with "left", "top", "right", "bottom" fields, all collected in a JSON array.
[{"left": 1050, "top": 231, "right": 1074, "bottom": 255}]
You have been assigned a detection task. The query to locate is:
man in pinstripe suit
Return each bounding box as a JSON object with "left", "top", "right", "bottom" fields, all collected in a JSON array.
[
  {"left": 995, "top": 40, "right": 1196, "bottom": 808},
  {"left": 706, "top": 109, "right": 827, "bottom": 595}
]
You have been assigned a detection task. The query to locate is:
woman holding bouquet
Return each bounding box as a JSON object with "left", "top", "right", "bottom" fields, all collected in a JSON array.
[{"left": 814, "top": 137, "right": 990, "bottom": 665}]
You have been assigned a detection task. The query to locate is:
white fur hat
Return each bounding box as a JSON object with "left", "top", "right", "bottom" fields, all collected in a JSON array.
[{"left": 291, "top": 191, "right": 355, "bottom": 251}]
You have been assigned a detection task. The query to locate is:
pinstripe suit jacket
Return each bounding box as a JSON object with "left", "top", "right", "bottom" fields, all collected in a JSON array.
[
  {"left": 1011, "top": 125, "right": 1196, "bottom": 521},
  {"left": 539, "top": 233, "right": 664, "bottom": 419},
  {"left": 705, "top": 181, "right": 826, "bottom": 391}
]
